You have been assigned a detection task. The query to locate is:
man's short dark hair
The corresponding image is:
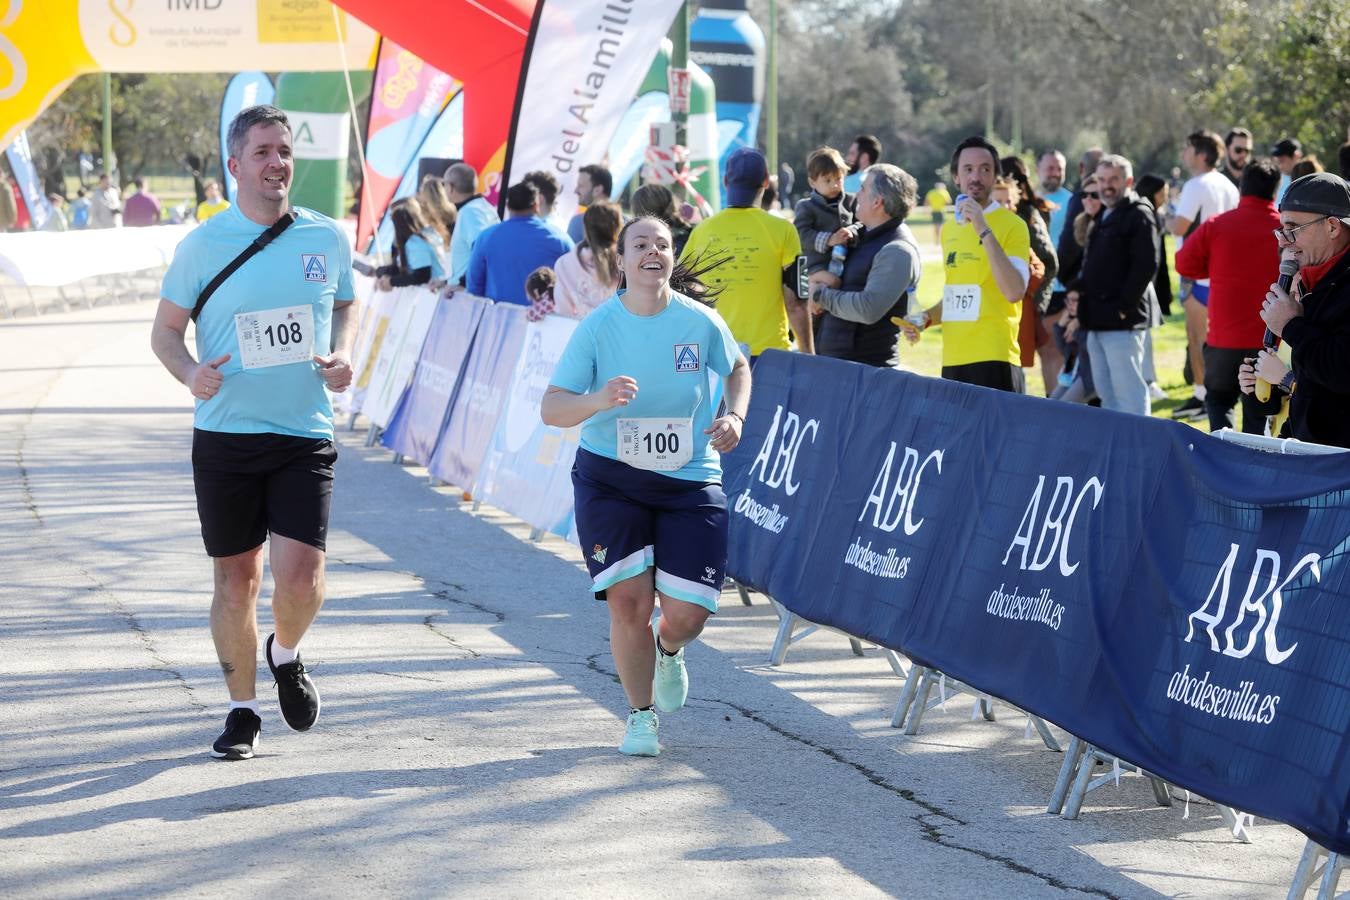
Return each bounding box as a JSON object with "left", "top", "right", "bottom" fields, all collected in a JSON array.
[
  {"left": 1239, "top": 158, "right": 1281, "bottom": 200},
  {"left": 1186, "top": 130, "right": 1225, "bottom": 169},
  {"left": 1038, "top": 149, "right": 1066, "bottom": 165},
  {"left": 950, "top": 135, "right": 999, "bottom": 176},
  {"left": 1225, "top": 127, "right": 1253, "bottom": 147},
  {"left": 132, "top": 178, "right": 144, "bottom": 189},
  {"left": 505, "top": 181, "right": 540, "bottom": 213},
  {"left": 522, "top": 170, "right": 560, "bottom": 206},
  {"left": 854, "top": 134, "right": 882, "bottom": 167},
  {"left": 226, "top": 104, "right": 291, "bottom": 160},
  {"left": 579, "top": 164, "right": 612, "bottom": 197}
]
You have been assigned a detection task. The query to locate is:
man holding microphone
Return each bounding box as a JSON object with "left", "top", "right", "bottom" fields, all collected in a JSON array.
[{"left": 1240, "top": 172, "right": 1350, "bottom": 448}]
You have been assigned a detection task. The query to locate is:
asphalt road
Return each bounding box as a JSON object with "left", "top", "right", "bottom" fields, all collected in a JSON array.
[{"left": 0, "top": 300, "right": 1312, "bottom": 898}]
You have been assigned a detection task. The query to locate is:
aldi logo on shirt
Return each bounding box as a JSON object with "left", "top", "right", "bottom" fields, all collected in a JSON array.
[
  {"left": 674, "top": 343, "right": 701, "bottom": 373},
  {"left": 301, "top": 254, "right": 328, "bottom": 283}
]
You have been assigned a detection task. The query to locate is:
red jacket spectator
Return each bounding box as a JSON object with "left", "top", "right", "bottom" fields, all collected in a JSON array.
[{"left": 1174, "top": 195, "right": 1281, "bottom": 348}]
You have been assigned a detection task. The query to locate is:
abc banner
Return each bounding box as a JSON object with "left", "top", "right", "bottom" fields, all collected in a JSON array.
[{"left": 723, "top": 350, "right": 1350, "bottom": 854}]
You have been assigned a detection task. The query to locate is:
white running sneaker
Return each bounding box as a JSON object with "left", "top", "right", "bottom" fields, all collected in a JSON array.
[
  {"left": 652, "top": 621, "right": 688, "bottom": 713},
  {"left": 1148, "top": 381, "right": 1167, "bottom": 402},
  {"left": 619, "top": 709, "right": 661, "bottom": 757}
]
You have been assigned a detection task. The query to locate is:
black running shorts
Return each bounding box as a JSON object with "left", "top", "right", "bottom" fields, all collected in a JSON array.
[
  {"left": 191, "top": 429, "right": 337, "bottom": 558},
  {"left": 942, "top": 361, "right": 1026, "bottom": 394}
]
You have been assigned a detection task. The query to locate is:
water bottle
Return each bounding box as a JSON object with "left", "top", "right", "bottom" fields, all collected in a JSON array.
[
  {"left": 954, "top": 193, "right": 969, "bottom": 224},
  {"left": 828, "top": 244, "right": 847, "bottom": 277}
]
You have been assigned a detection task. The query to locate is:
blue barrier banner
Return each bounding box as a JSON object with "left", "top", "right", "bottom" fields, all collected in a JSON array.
[
  {"left": 477, "top": 315, "right": 582, "bottom": 537},
  {"left": 723, "top": 350, "right": 1350, "bottom": 854},
  {"left": 362, "top": 287, "right": 440, "bottom": 429},
  {"left": 428, "top": 301, "right": 527, "bottom": 491},
  {"left": 381, "top": 294, "right": 489, "bottom": 466}
]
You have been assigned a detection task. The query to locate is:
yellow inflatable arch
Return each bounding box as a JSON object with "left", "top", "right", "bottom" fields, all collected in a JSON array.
[{"left": 0, "top": 0, "right": 377, "bottom": 149}]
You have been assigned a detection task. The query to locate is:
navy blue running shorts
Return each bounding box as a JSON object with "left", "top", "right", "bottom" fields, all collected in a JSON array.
[
  {"left": 192, "top": 429, "right": 336, "bottom": 558},
  {"left": 571, "top": 448, "right": 728, "bottom": 613}
]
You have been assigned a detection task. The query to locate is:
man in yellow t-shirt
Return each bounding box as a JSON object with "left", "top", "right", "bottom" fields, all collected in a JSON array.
[
  {"left": 195, "top": 180, "right": 231, "bottom": 222},
  {"left": 924, "top": 181, "right": 952, "bottom": 244},
  {"left": 914, "top": 136, "right": 1030, "bottom": 393},
  {"left": 681, "top": 147, "right": 811, "bottom": 359}
]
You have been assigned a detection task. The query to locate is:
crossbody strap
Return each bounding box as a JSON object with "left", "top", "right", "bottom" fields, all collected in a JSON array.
[{"left": 190, "top": 210, "right": 298, "bottom": 322}]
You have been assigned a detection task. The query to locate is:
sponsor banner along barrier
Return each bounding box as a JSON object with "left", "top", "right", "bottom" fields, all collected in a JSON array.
[
  {"left": 333, "top": 272, "right": 380, "bottom": 417},
  {"left": 476, "top": 314, "right": 582, "bottom": 538},
  {"left": 0, "top": 225, "right": 192, "bottom": 287},
  {"left": 722, "top": 350, "right": 1350, "bottom": 855},
  {"left": 381, "top": 294, "right": 490, "bottom": 465},
  {"left": 360, "top": 286, "right": 439, "bottom": 429},
  {"left": 427, "top": 301, "right": 528, "bottom": 491}
]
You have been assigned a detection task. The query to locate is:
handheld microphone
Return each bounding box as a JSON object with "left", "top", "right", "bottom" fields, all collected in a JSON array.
[
  {"left": 1262, "top": 257, "right": 1300, "bottom": 349},
  {"left": 1255, "top": 257, "right": 1300, "bottom": 401}
]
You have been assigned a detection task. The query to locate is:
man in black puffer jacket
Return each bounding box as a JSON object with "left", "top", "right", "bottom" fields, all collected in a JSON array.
[{"left": 1073, "top": 154, "right": 1159, "bottom": 415}]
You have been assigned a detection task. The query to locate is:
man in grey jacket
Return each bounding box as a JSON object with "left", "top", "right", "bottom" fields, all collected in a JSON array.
[{"left": 807, "top": 164, "right": 922, "bottom": 367}]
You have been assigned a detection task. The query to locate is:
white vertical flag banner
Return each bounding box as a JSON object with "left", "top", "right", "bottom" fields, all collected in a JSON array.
[
  {"left": 5, "top": 132, "right": 52, "bottom": 229},
  {"left": 504, "top": 0, "right": 684, "bottom": 225}
]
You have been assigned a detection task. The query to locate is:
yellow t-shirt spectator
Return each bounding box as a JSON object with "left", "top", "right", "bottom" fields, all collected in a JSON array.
[
  {"left": 939, "top": 205, "right": 1030, "bottom": 367},
  {"left": 196, "top": 198, "right": 231, "bottom": 222},
  {"left": 925, "top": 185, "right": 952, "bottom": 213},
  {"left": 681, "top": 207, "right": 802, "bottom": 356}
]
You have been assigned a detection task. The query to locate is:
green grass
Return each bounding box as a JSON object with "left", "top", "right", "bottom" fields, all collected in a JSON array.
[{"left": 901, "top": 227, "right": 1203, "bottom": 428}]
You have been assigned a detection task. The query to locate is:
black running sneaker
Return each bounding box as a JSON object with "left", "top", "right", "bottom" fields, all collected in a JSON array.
[
  {"left": 1171, "top": 396, "right": 1206, "bottom": 421},
  {"left": 211, "top": 708, "right": 261, "bottom": 760},
  {"left": 266, "top": 633, "right": 321, "bottom": 732}
]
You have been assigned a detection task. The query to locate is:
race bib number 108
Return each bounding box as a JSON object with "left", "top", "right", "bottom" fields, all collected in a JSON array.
[{"left": 235, "top": 305, "right": 315, "bottom": 370}]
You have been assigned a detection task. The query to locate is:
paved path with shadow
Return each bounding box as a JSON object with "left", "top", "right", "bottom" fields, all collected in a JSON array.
[{"left": 0, "top": 301, "right": 1308, "bottom": 898}]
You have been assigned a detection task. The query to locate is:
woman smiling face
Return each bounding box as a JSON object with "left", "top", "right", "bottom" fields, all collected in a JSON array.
[{"left": 619, "top": 217, "right": 674, "bottom": 292}]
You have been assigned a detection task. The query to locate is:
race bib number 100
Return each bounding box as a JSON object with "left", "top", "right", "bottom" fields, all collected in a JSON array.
[
  {"left": 941, "top": 284, "right": 982, "bottom": 322},
  {"left": 618, "top": 418, "right": 694, "bottom": 472},
  {"left": 235, "top": 305, "right": 315, "bottom": 370}
]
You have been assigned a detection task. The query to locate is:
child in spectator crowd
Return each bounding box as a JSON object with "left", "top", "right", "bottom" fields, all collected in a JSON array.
[{"left": 793, "top": 147, "right": 861, "bottom": 278}]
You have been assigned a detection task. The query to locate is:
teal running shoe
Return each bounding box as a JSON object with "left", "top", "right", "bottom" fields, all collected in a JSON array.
[
  {"left": 619, "top": 708, "right": 661, "bottom": 757},
  {"left": 652, "top": 621, "right": 688, "bottom": 713}
]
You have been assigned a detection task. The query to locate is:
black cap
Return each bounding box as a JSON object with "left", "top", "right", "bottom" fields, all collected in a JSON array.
[
  {"left": 1279, "top": 173, "right": 1350, "bottom": 219},
  {"left": 1271, "top": 138, "right": 1302, "bottom": 157}
]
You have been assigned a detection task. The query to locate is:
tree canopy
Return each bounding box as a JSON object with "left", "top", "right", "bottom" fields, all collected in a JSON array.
[{"left": 767, "top": 0, "right": 1350, "bottom": 185}]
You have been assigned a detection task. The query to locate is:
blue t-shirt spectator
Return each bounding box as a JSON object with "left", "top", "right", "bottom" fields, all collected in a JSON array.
[
  {"left": 466, "top": 214, "right": 573, "bottom": 305},
  {"left": 1043, "top": 185, "right": 1074, "bottom": 292},
  {"left": 450, "top": 195, "right": 499, "bottom": 284}
]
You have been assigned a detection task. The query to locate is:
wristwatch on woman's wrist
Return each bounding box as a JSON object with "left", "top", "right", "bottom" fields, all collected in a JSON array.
[{"left": 1279, "top": 371, "right": 1296, "bottom": 394}]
